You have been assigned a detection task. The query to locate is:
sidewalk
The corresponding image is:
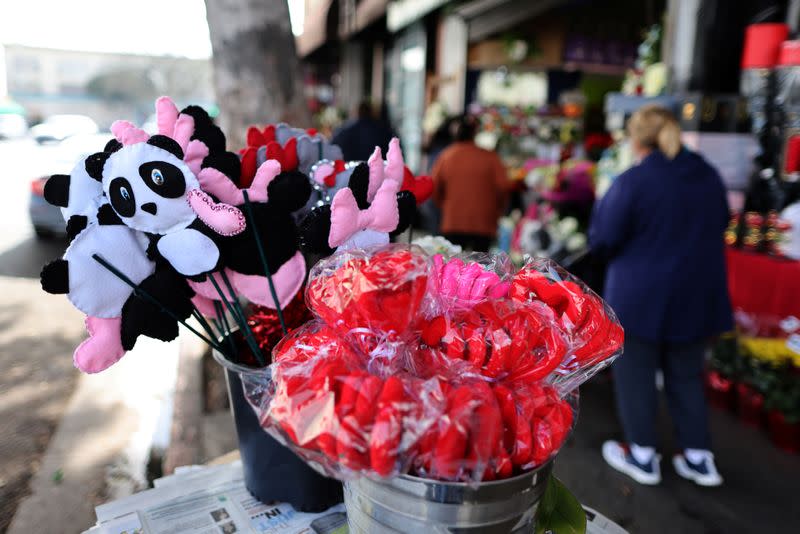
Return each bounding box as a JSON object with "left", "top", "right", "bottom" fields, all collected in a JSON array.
[
  {"left": 0, "top": 276, "right": 83, "bottom": 532},
  {"left": 556, "top": 374, "right": 800, "bottom": 533},
  {"left": 6, "top": 320, "right": 180, "bottom": 534}
]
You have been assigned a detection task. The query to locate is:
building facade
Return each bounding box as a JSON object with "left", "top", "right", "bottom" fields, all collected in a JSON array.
[{"left": 2, "top": 44, "right": 213, "bottom": 127}]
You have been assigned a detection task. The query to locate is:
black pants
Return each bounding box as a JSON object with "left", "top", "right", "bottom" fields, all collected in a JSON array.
[
  {"left": 443, "top": 233, "right": 491, "bottom": 252},
  {"left": 612, "top": 336, "right": 711, "bottom": 450}
]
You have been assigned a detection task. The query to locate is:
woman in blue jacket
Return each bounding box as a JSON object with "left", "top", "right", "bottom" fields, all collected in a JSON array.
[{"left": 590, "top": 106, "right": 732, "bottom": 487}]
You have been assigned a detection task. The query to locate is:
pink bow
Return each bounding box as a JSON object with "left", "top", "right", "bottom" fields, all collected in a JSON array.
[{"left": 328, "top": 172, "right": 401, "bottom": 248}]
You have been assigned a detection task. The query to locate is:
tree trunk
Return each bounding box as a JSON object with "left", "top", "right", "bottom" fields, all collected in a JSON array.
[{"left": 204, "top": 0, "right": 310, "bottom": 149}]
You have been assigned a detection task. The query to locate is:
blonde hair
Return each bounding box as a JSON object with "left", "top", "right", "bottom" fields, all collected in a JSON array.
[{"left": 627, "top": 105, "right": 682, "bottom": 159}]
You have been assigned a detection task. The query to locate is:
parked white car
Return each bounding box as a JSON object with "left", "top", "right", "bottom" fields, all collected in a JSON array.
[
  {"left": 30, "top": 114, "right": 99, "bottom": 144},
  {"left": 29, "top": 132, "right": 112, "bottom": 237},
  {"left": 0, "top": 113, "right": 28, "bottom": 139}
]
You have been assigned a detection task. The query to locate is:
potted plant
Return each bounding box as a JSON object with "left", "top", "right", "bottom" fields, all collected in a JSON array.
[
  {"left": 735, "top": 355, "right": 772, "bottom": 428},
  {"left": 764, "top": 367, "right": 800, "bottom": 453},
  {"left": 706, "top": 335, "right": 739, "bottom": 412}
]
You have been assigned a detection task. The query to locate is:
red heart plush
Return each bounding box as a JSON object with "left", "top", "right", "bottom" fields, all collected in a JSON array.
[
  {"left": 241, "top": 138, "right": 301, "bottom": 188},
  {"left": 401, "top": 167, "right": 434, "bottom": 205},
  {"left": 325, "top": 160, "right": 346, "bottom": 187},
  {"left": 421, "top": 299, "right": 568, "bottom": 381},
  {"left": 306, "top": 256, "right": 368, "bottom": 330},
  {"left": 307, "top": 248, "right": 429, "bottom": 336},
  {"left": 265, "top": 138, "right": 299, "bottom": 173},
  {"left": 240, "top": 125, "right": 281, "bottom": 188},
  {"left": 509, "top": 265, "right": 623, "bottom": 367},
  {"left": 239, "top": 147, "right": 259, "bottom": 188},
  {"left": 246, "top": 125, "right": 276, "bottom": 147}
]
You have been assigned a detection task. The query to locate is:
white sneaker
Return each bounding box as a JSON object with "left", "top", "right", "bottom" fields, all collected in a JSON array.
[
  {"left": 602, "top": 440, "right": 661, "bottom": 485},
  {"left": 673, "top": 450, "right": 723, "bottom": 487}
]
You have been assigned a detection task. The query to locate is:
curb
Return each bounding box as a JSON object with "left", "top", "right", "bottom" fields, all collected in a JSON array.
[{"left": 162, "top": 331, "right": 207, "bottom": 475}]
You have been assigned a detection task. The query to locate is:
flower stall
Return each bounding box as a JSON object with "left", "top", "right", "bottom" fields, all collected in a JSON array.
[
  {"left": 37, "top": 95, "right": 627, "bottom": 532},
  {"left": 707, "top": 245, "right": 800, "bottom": 453}
]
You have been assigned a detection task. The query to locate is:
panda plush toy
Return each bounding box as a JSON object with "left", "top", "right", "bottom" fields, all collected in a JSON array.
[{"left": 40, "top": 97, "right": 244, "bottom": 373}]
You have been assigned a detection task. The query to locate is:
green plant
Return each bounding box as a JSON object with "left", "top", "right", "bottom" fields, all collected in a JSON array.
[
  {"left": 709, "top": 334, "right": 740, "bottom": 378},
  {"left": 742, "top": 358, "right": 781, "bottom": 393},
  {"left": 535, "top": 476, "right": 586, "bottom": 534},
  {"left": 763, "top": 368, "right": 800, "bottom": 424}
]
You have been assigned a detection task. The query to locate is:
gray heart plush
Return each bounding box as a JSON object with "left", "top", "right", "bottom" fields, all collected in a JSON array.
[
  {"left": 296, "top": 134, "right": 343, "bottom": 174},
  {"left": 275, "top": 123, "right": 307, "bottom": 146}
]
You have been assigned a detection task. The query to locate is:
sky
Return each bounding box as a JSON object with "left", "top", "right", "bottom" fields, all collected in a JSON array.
[
  {"left": 0, "top": 0, "right": 213, "bottom": 59},
  {"left": 0, "top": 0, "right": 307, "bottom": 57}
]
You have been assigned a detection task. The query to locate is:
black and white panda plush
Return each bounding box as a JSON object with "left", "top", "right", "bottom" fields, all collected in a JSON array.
[
  {"left": 40, "top": 97, "right": 244, "bottom": 373},
  {"left": 84, "top": 118, "right": 246, "bottom": 277},
  {"left": 43, "top": 138, "right": 122, "bottom": 239},
  {"left": 39, "top": 218, "right": 195, "bottom": 373}
]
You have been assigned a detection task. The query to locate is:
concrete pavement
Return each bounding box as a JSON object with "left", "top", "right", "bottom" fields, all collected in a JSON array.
[
  {"left": 555, "top": 374, "right": 800, "bottom": 533},
  {"left": 0, "top": 137, "right": 182, "bottom": 533},
  {"left": 0, "top": 276, "right": 84, "bottom": 532},
  {"left": 6, "top": 330, "right": 180, "bottom": 534}
]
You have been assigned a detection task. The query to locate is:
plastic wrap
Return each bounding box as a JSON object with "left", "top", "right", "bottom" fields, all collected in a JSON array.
[
  {"left": 255, "top": 321, "right": 449, "bottom": 478},
  {"left": 418, "top": 299, "right": 568, "bottom": 382},
  {"left": 241, "top": 245, "right": 621, "bottom": 485},
  {"left": 426, "top": 252, "right": 513, "bottom": 312},
  {"left": 306, "top": 245, "right": 429, "bottom": 339},
  {"left": 509, "top": 257, "right": 624, "bottom": 393}
]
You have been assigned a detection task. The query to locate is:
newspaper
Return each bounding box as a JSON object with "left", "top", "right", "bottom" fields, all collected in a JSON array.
[
  {"left": 87, "top": 460, "right": 624, "bottom": 534},
  {"left": 85, "top": 461, "right": 347, "bottom": 534}
]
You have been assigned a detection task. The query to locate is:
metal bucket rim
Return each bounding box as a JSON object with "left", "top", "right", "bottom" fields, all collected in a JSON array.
[
  {"left": 344, "top": 463, "right": 553, "bottom": 531},
  {"left": 353, "top": 460, "right": 554, "bottom": 504},
  {"left": 394, "top": 458, "right": 553, "bottom": 489}
]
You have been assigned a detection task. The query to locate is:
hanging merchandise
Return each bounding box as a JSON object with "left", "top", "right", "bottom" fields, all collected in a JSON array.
[
  {"left": 776, "top": 40, "right": 800, "bottom": 180},
  {"left": 740, "top": 23, "right": 789, "bottom": 169}
]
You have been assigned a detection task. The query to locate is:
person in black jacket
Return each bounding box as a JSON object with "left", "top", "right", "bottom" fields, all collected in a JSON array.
[
  {"left": 590, "top": 106, "right": 732, "bottom": 487},
  {"left": 332, "top": 100, "right": 396, "bottom": 162}
]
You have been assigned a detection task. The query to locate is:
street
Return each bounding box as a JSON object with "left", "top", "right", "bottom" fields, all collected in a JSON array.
[
  {"left": 0, "top": 138, "right": 84, "bottom": 530},
  {"left": 0, "top": 139, "right": 67, "bottom": 277}
]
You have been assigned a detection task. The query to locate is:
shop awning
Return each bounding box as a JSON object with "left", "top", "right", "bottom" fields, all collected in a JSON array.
[
  {"left": 388, "top": 0, "right": 449, "bottom": 32},
  {"left": 296, "top": 0, "right": 335, "bottom": 57},
  {"left": 353, "top": 0, "right": 388, "bottom": 35},
  {"left": 455, "top": 0, "right": 567, "bottom": 42},
  {"left": 298, "top": 0, "right": 388, "bottom": 56}
]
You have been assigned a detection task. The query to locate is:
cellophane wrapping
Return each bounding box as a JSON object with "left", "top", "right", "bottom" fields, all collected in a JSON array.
[{"left": 240, "top": 244, "right": 622, "bottom": 484}]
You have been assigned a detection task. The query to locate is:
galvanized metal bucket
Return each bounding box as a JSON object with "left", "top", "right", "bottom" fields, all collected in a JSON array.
[{"left": 344, "top": 461, "right": 553, "bottom": 533}]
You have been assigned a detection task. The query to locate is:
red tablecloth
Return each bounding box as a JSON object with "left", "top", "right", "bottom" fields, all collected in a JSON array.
[{"left": 726, "top": 248, "right": 800, "bottom": 336}]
